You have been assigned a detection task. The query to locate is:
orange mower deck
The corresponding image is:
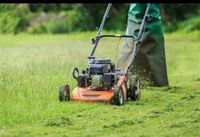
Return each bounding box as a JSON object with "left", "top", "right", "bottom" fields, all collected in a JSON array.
[
  {"left": 71, "top": 76, "right": 128, "bottom": 103},
  {"left": 71, "top": 87, "right": 114, "bottom": 102}
]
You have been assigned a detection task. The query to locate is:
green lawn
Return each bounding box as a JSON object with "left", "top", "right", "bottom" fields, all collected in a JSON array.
[{"left": 0, "top": 31, "right": 200, "bottom": 137}]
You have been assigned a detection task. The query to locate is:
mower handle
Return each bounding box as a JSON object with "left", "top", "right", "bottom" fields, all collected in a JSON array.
[
  {"left": 89, "top": 3, "right": 138, "bottom": 57},
  {"left": 88, "top": 34, "right": 137, "bottom": 58},
  {"left": 99, "top": 34, "right": 137, "bottom": 40},
  {"left": 127, "top": 3, "right": 151, "bottom": 72},
  {"left": 88, "top": 3, "right": 150, "bottom": 67},
  {"left": 89, "top": 3, "right": 112, "bottom": 57}
]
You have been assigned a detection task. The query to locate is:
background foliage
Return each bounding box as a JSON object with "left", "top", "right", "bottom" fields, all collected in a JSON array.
[{"left": 0, "top": 4, "right": 200, "bottom": 34}]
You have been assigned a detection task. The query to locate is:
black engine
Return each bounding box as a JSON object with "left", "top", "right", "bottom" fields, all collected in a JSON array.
[{"left": 73, "top": 57, "right": 119, "bottom": 89}]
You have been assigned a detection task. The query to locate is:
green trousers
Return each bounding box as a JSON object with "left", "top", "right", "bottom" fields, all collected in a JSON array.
[{"left": 116, "top": 19, "right": 169, "bottom": 87}]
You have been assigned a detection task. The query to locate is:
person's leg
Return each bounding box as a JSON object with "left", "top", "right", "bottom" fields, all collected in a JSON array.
[
  {"left": 116, "top": 21, "right": 135, "bottom": 72},
  {"left": 144, "top": 25, "right": 169, "bottom": 86},
  {"left": 117, "top": 20, "right": 169, "bottom": 87},
  {"left": 116, "top": 21, "right": 153, "bottom": 87}
]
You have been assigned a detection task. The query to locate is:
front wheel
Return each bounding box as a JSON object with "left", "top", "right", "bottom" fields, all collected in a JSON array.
[
  {"left": 58, "top": 84, "right": 70, "bottom": 102},
  {"left": 113, "top": 85, "right": 124, "bottom": 106}
]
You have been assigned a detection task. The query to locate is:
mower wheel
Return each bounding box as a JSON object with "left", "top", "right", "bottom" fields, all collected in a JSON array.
[
  {"left": 58, "top": 84, "right": 70, "bottom": 102},
  {"left": 113, "top": 85, "right": 124, "bottom": 106},
  {"left": 130, "top": 80, "right": 140, "bottom": 101}
]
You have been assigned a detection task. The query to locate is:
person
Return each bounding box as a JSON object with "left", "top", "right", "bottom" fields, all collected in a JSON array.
[{"left": 116, "top": 3, "right": 169, "bottom": 87}]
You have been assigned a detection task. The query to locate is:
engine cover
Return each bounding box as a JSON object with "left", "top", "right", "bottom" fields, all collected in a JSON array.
[
  {"left": 88, "top": 59, "right": 112, "bottom": 74},
  {"left": 89, "top": 64, "right": 110, "bottom": 74}
]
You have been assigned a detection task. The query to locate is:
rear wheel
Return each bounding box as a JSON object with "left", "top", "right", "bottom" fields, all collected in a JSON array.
[
  {"left": 129, "top": 80, "right": 140, "bottom": 101},
  {"left": 58, "top": 84, "right": 70, "bottom": 102},
  {"left": 113, "top": 85, "right": 124, "bottom": 106}
]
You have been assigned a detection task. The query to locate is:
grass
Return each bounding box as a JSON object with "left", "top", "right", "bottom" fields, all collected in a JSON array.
[{"left": 0, "top": 31, "right": 200, "bottom": 137}]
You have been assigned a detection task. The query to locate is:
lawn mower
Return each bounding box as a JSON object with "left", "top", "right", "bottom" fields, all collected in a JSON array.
[{"left": 58, "top": 3, "right": 151, "bottom": 105}]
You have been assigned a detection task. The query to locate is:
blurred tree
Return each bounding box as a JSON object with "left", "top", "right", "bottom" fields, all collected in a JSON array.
[
  {"left": 160, "top": 4, "right": 200, "bottom": 32},
  {"left": 0, "top": 3, "right": 200, "bottom": 34}
]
